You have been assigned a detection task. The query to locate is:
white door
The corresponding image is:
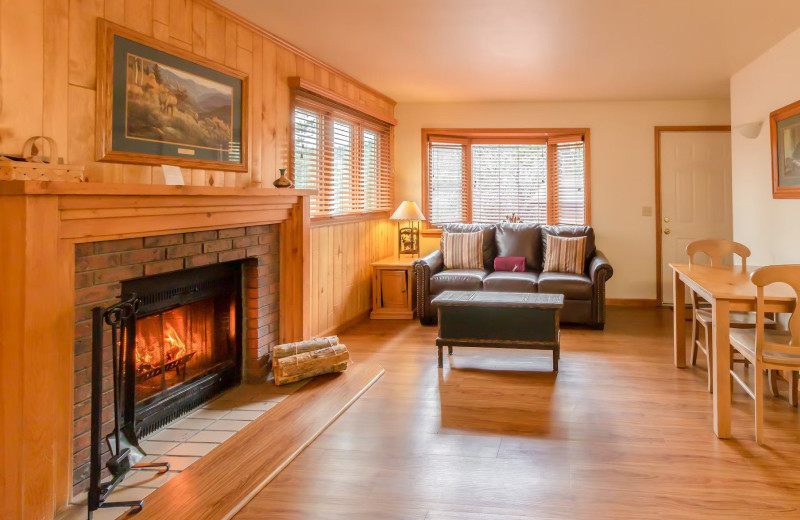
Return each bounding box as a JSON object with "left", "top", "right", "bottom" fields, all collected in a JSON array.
[{"left": 660, "top": 131, "right": 732, "bottom": 304}]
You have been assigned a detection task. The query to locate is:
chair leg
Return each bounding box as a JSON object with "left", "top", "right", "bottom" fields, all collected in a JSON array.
[
  {"left": 768, "top": 370, "right": 780, "bottom": 398},
  {"left": 791, "top": 371, "right": 799, "bottom": 408},
  {"left": 704, "top": 324, "right": 713, "bottom": 393},
  {"left": 755, "top": 366, "right": 765, "bottom": 445},
  {"left": 691, "top": 315, "right": 699, "bottom": 366}
]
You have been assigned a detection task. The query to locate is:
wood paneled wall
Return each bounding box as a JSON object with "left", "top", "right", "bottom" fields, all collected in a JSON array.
[
  {"left": 310, "top": 219, "right": 395, "bottom": 337},
  {"left": 0, "top": 0, "right": 397, "bottom": 348},
  {"left": 0, "top": 0, "right": 395, "bottom": 187}
]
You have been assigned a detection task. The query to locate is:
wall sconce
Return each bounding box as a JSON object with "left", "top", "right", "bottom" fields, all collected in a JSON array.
[{"left": 735, "top": 121, "right": 764, "bottom": 139}]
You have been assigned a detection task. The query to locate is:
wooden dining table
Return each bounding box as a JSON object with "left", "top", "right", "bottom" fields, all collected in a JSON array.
[{"left": 670, "top": 263, "right": 796, "bottom": 438}]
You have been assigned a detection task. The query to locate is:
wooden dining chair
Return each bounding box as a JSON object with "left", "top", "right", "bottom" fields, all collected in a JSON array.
[
  {"left": 686, "top": 240, "right": 775, "bottom": 392},
  {"left": 729, "top": 265, "right": 800, "bottom": 444}
]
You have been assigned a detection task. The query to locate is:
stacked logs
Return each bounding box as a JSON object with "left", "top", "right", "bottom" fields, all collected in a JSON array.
[{"left": 272, "top": 336, "right": 350, "bottom": 386}]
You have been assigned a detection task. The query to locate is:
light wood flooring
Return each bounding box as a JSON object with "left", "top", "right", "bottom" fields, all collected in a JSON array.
[{"left": 235, "top": 307, "right": 800, "bottom": 519}]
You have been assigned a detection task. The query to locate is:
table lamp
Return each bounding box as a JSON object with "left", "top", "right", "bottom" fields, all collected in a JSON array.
[{"left": 389, "top": 201, "right": 426, "bottom": 257}]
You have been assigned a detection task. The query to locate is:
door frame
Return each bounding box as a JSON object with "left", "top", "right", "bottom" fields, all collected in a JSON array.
[{"left": 654, "top": 125, "right": 731, "bottom": 304}]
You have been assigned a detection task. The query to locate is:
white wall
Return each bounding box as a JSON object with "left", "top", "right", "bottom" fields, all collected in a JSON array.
[
  {"left": 395, "top": 100, "right": 730, "bottom": 299},
  {"left": 731, "top": 27, "right": 800, "bottom": 266}
]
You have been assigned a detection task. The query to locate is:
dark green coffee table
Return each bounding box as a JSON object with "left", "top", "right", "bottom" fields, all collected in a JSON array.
[{"left": 431, "top": 291, "right": 564, "bottom": 370}]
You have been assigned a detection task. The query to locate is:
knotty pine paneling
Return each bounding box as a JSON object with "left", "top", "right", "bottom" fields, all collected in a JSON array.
[
  {"left": 0, "top": 0, "right": 395, "bottom": 188},
  {"left": 311, "top": 218, "right": 394, "bottom": 337},
  {"left": 0, "top": 0, "right": 396, "bottom": 342}
]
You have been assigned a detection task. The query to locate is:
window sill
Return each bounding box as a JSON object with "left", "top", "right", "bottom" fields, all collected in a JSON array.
[
  {"left": 311, "top": 211, "right": 390, "bottom": 228},
  {"left": 421, "top": 228, "right": 443, "bottom": 238}
]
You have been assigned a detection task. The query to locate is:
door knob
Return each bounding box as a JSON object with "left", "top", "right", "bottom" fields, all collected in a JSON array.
[
  {"left": 664, "top": 217, "right": 671, "bottom": 223},
  {"left": 664, "top": 228, "right": 671, "bottom": 235}
]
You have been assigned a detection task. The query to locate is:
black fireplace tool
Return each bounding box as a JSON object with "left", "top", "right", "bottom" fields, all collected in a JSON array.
[{"left": 87, "top": 295, "right": 169, "bottom": 519}]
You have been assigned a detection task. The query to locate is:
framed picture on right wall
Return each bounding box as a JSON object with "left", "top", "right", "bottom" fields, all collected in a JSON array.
[{"left": 770, "top": 99, "right": 800, "bottom": 198}]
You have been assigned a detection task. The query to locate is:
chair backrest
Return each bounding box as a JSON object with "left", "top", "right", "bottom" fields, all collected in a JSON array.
[
  {"left": 751, "top": 265, "right": 800, "bottom": 354},
  {"left": 686, "top": 239, "right": 750, "bottom": 270}
]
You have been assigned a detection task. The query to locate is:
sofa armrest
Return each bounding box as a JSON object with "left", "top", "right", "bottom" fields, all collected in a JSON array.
[
  {"left": 414, "top": 249, "right": 444, "bottom": 275},
  {"left": 589, "top": 250, "right": 613, "bottom": 283},
  {"left": 413, "top": 250, "right": 444, "bottom": 325},
  {"left": 588, "top": 250, "right": 613, "bottom": 329}
]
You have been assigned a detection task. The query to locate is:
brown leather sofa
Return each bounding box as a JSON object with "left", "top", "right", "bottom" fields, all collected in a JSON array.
[{"left": 413, "top": 223, "right": 613, "bottom": 329}]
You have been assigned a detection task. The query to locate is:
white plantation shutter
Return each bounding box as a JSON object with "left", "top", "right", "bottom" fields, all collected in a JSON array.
[
  {"left": 549, "top": 137, "right": 586, "bottom": 225},
  {"left": 427, "top": 140, "right": 468, "bottom": 225},
  {"left": 471, "top": 143, "right": 548, "bottom": 224},
  {"left": 292, "top": 92, "right": 393, "bottom": 218}
]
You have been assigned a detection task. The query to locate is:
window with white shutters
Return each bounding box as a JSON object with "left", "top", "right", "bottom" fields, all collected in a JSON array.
[
  {"left": 292, "top": 91, "right": 393, "bottom": 219},
  {"left": 423, "top": 130, "right": 589, "bottom": 229}
]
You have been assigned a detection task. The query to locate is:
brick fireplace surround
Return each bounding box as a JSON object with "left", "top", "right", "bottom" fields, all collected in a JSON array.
[
  {"left": 0, "top": 181, "right": 312, "bottom": 519},
  {"left": 71, "top": 224, "right": 280, "bottom": 494}
]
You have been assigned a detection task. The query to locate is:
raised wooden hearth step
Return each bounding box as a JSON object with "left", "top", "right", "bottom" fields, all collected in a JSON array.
[{"left": 116, "top": 362, "right": 384, "bottom": 520}]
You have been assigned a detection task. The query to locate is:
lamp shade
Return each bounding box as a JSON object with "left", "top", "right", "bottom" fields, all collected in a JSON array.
[{"left": 389, "top": 200, "right": 426, "bottom": 221}]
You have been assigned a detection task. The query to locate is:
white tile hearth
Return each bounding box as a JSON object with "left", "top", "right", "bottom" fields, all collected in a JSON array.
[
  {"left": 189, "top": 429, "right": 236, "bottom": 443},
  {"left": 138, "top": 440, "right": 178, "bottom": 455},
  {"left": 58, "top": 380, "right": 307, "bottom": 520},
  {"left": 167, "top": 442, "right": 217, "bottom": 457},
  {"left": 204, "top": 419, "right": 251, "bottom": 431}
]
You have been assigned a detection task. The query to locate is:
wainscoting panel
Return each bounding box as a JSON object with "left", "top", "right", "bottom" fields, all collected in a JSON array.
[{"left": 311, "top": 218, "right": 395, "bottom": 337}]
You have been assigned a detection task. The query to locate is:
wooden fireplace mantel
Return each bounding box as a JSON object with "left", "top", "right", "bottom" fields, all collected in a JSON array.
[{"left": 0, "top": 181, "right": 313, "bottom": 519}]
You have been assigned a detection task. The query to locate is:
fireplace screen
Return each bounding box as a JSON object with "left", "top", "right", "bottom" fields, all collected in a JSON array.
[
  {"left": 134, "top": 298, "right": 236, "bottom": 403},
  {"left": 122, "top": 261, "right": 242, "bottom": 436}
]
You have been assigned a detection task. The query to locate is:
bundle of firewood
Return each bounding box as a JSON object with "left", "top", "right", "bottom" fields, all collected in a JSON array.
[{"left": 272, "top": 336, "right": 350, "bottom": 386}]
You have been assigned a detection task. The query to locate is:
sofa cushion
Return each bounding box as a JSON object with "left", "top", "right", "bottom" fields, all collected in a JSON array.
[
  {"left": 483, "top": 271, "right": 539, "bottom": 292},
  {"left": 541, "top": 226, "right": 595, "bottom": 271},
  {"left": 442, "top": 224, "right": 496, "bottom": 270},
  {"left": 543, "top": 235, "right": 587, "bottom": 274},
  {"left": 443, "top": 231, "right": 484, "bottom": 270},
  {"left": 430, "top": 269, "right": 490, "bottom": 293},
  {"left": 538, "top": 272, "right": 593, "bottom": 300},
  {"left": 495, "top": 223, "right": 542, "bottom": 271}
]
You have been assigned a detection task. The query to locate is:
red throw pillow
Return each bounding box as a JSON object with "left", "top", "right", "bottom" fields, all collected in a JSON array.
[{"left": 494, "top": 256, "right": 526, "bottom": 272}]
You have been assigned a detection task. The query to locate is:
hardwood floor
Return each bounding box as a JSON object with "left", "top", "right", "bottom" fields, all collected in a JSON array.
[{"left": 235, "top": 307, "right": 800, "bottom": 519}]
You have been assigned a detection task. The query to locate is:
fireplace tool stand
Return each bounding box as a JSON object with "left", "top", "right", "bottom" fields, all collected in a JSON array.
[{"left": 87, "top": 295, "right": 169, "bottom": 519}]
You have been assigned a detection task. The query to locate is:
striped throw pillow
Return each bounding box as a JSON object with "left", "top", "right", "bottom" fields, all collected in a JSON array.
[
  {"left": 443, "top": 231, "right": 484, "bottom": 270},
  {"left": 543, "top": 235, "right": 586, "bottom": 274}
]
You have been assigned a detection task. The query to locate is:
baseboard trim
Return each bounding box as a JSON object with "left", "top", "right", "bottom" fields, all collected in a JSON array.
[
  {"left": 316, "top": 309, "right": 371, "bottom": 338},
  {"left": 607, "top": 298, "right": 660, "bottom": 307}
]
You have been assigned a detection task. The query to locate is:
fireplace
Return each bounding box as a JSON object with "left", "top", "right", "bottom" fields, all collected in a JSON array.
[{"left": 121, "top": 261, "right": 243, "bottom": 437}]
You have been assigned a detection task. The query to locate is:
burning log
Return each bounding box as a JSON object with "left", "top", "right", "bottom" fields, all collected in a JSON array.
[
  {"left": 272, "top": 336, "right": 339, "bottom": 360},
  {"left": 272, "top": 343, "right": 349, "bottom": 386}
]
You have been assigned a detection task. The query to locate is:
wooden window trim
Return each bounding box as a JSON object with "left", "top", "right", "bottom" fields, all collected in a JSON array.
[
  {"left": 291, "top": 78, "right": 395, "bottom": 222},
  {"left": 421, "top": 128, "right": 591, "bottom": 236}
]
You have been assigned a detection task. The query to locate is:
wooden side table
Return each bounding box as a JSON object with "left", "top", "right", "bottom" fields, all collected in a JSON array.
[{"left": 370, "top": 256, "right": 417, "bottom": 319}]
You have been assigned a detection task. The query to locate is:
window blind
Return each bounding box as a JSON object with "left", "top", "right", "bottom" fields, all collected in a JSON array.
[
  {"left": 427, "top": 140, "right": 468, "bottom": 225},
  {"left": 471, "top": 143, "right": 548, "bottom": 224},
  {"left": 293, "top": 108, "right": 330, "bottom": 215},
  {"left": 549, "top": 137, "right": 586, "bottom": 225},
  {"left": 292, "top": 92, "right": 393, "bottom": 218}
]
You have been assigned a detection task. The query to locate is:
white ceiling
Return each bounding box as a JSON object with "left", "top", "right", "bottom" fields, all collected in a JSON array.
[{"left": 219, "top": 0, "right": 800, "bottom": 103}]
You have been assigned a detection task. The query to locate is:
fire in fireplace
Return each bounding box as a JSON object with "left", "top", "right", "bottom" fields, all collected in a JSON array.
[{"left": 122, "top": 261, "right": 243, "bottom": 437}]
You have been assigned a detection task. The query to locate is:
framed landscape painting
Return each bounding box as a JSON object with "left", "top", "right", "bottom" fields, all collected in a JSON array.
[
  {"left": 96, "top": 20, "right": 248, "bottom": 171},
  {"left": 770, "top": 99, "right": 800, "bottom": 198}
]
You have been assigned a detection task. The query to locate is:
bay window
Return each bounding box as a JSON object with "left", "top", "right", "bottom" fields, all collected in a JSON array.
[{"left": 422, "top": 129, "right": 590, "bottom": 231}]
